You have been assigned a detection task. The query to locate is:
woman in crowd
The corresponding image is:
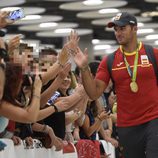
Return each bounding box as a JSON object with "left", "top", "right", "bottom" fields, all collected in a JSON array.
[{"left": 0, "top": 62, "right": 42, "bottom": 123}]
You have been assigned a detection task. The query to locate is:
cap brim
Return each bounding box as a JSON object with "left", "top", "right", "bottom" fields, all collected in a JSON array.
[{"left": 107, "top": 21, "right": 128, "bottom": 28}]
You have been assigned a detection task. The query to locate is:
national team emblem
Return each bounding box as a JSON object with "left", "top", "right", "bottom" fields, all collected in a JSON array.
[
  {"left": 141, "top": 55, "right": 149, "bottom": 65},
  {"left": 114, "top": 13, "right": 122, "bottom": 21}
]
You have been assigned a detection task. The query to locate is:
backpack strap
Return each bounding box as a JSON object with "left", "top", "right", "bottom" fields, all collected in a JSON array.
[
  {"left": 144, "top": 44, "right": 158, "bottom": 85},
  {"left": 106, "top": 45, "right": 158, "bottom": 90},
  {"left": 107, "top": 52, "right": 116, "bottom": 91}
]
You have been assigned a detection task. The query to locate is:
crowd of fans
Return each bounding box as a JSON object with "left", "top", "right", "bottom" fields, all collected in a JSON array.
[{"left": 0, "top": 11, "right": 120, "bottom": 158}]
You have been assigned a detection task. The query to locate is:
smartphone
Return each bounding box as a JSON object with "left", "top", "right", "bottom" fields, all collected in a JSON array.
[
  {"left": 47, "top": 91, "right": 61, "bottom": 106},
  {"left": 7, "top": 9, "right": 25, "bottom": 21}
]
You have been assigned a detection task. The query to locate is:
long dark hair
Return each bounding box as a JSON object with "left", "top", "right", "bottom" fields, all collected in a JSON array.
[
  {"left": 87, "top": 100, "right": 98, "bottom": 118},
  {"left": 3, "top": 62, "right": 23, "bottom": 105}
]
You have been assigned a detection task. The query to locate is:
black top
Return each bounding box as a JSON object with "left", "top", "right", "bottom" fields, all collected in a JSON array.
[{"left": 44, "top": 90, "right": 65, "bottom": 139}]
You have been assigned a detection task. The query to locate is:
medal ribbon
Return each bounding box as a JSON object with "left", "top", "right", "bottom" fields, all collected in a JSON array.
[{"left": 123, "top": 47, "right": 139, "bottom": 82}]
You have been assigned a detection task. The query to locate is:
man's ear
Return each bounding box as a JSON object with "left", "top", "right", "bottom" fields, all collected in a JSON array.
[{"left": 133, "top": 25, "right": 138, "bottom": 32}]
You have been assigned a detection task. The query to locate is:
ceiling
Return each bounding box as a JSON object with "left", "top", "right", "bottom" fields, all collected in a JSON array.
[{"left": 1, "top": 0, "right": 158, "bottom": 57}]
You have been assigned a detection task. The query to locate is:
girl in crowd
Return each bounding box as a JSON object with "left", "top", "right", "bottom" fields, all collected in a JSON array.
[{"left": 0, "top": 62, "right": 42, "bottom": 123}]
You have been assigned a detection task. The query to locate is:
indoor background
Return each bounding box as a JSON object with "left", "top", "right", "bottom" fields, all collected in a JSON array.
[{"left": 1, "top": 0, "right": 158, "bottom": 60}]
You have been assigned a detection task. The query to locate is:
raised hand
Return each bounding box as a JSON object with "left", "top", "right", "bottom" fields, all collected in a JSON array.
[
  {"left": 65, "top": 30, "right": 89, "bottom": 68},
  {"left": 0, "top": 11, "right": 14, "bottom": 28},
  {"left": 57, "top": 63, "right": 71, "bottom": 80},
  {"left": 7, "top": 35, "right": 21, "bottom": 54},
  {"left": 57, "top": 46, "right": 70, "bottom": 66},
  {"left": 33, "top": 75, "right": 42, "bottom": 91},
  {"left": 73, "top": 47, "right": 89, "bottom": 69},
  {"left": 57, "top": 31, "right": 77, "bottom": 66},
  {"left": 65, "top": 30, "right": 79, "bottom": 54}
]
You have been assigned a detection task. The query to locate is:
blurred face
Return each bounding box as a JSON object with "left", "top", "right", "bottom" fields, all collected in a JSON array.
[
  {"left": 22, "top": 48, "right": 34, "bottom": 74},
  {"left": 47, "top": 54, "right": 57, "bottom": 64},
  {"left": 39, "top": 54, "right": 57, "bottom": 74},
  {"left": 12, "top": 48, "right": 22, "bottom": 64},
  {"left": 32, "top": 60, "right": 40, "bottom": 75},
  {"left": 59, "top": 75, "right": 71, "bottom": 91},
  {"left": 114, "top": 25, "right": 136, "bottom": 45}
]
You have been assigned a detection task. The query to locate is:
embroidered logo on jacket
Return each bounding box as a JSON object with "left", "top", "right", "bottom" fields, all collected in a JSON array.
[{"left": 141, "top": 55, "right": 149, "bottom": 65}]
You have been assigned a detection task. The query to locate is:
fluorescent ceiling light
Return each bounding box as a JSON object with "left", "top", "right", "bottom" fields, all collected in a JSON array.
[
  {"left": 145, "top": 0, "right": 158, "bottom": 2},
  {"left": 39, "top": 22, "right": 58, "bottom": 28},
  {"left": 105, "top": 49, "right": 117, "bottom": 54},
  {"left": 137, "top": 29, "right": 154, "bottom": 34},
  {"left": 142, "top": 11, "right": 158, "bottom": 17},
  {"left": 92, "top": 39, "right": 100, "bottom": 44},
  {"left": 137, "top": 22, "right": 144, "bottom": 27},
  {"left": 98, "top": 8, "right": 119, "bottom": 14},
  {"left": 83, "top": 0, "right": 103, "bottom": 6},
  {"left": 155, "top": 40, "right": 158, "bottom": 45},
  {"left": 29, "top": 43, "right": 37, "bottom": 47},
  {"left": 94, "top": 45, "right": 111, "bottom": 50},
  {"left": 54, "top": 28, "right": 72, "bottom": 33},
  {"left": 1, "top": 7, "right": 21, "bottom": 11},
  {"left": 22, "top": 15, "right": 41, "bottom": 20},
  {"left": 145, "top": 34, "right": 158, "bottom": 40}
]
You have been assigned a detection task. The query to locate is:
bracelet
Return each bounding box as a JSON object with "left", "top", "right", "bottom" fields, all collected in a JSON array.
[
  {"left": 51, "top": 104, "right": 58, "bottom": 113},
  {"left": 33, "top": 94, "right": 40, "bottom": 99},
  {"left": 80, "top": 65, "right": 89, "bottom": 72}
]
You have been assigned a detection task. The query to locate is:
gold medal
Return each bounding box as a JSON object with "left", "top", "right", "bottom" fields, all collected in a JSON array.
[{"left": 130, "top": 81, "right": 138, "bottom": 93}]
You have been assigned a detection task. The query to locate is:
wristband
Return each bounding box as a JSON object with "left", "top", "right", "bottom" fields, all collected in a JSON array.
[
  {"left": 80, "top": 65, "right": 89, "bottom": 72},
  {"left": 51, "top": 104, "right": 58, "bottom": 113},
  {"left": 33, "top": 94, "right": 40, "bottom": 99}
]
